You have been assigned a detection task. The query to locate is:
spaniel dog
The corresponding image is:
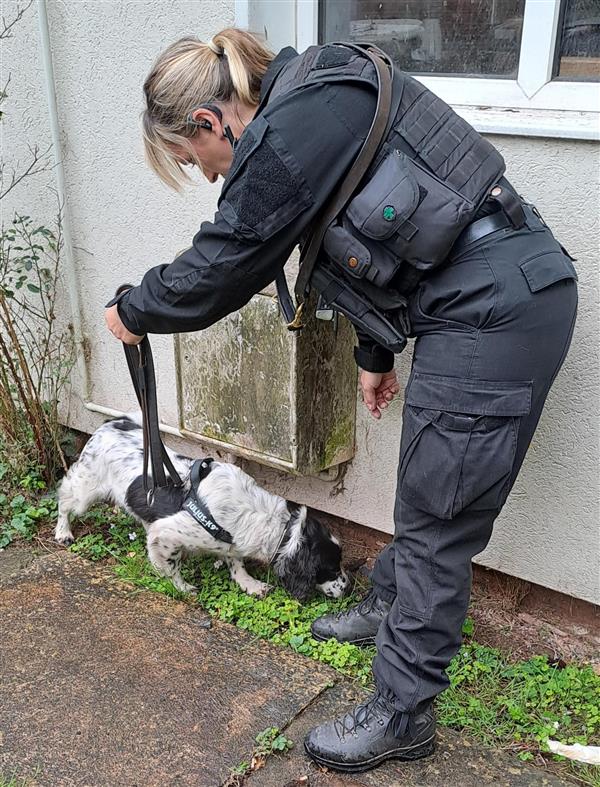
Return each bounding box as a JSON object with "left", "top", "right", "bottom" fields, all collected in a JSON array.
[{"left": 55, "top": 416, "right": 349, "bottom": 600}]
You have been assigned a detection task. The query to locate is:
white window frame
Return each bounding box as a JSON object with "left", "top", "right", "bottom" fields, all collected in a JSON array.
[{"left": 237, "top": 0, "right": 600, "bottom": 140}]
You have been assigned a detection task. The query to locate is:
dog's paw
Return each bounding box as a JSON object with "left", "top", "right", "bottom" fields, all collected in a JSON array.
[
  {"left": 174, "top": 580, "right": 198, "bottom": 594},
  {"left": 54, "top": 532, "right": 74, "bottom": 546},
  {"left": 245, "top": 580, "right": 272, "bottom": 599}
]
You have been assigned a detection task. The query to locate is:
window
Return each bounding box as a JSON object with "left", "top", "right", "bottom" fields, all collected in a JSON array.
[
  {"left": 320, "top": 0, "right": 526, "bottom": 78},
  {"left": 240, "top": 0, "right": 600, "bottom": 137},
  {"left": 555, "top": 0, "right": 600, "bottom": 81},
  {"left": 305, "top": 0, "right": 600, "bottom": 137}
]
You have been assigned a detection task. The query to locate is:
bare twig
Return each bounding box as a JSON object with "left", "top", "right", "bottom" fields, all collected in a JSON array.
[
  {"left": 0, "top": 0, "right": 33, "bottom": 41},
  {"left": 0, "top": 144, "right": 53, "bottom": 201},
  {"left": 0, "top": 3, "right": 71, "bottom": 483}
]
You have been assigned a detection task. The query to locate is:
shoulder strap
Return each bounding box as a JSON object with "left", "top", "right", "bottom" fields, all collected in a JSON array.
[{"left": 292, "top": 43, "right": 393, "bottom": 317}]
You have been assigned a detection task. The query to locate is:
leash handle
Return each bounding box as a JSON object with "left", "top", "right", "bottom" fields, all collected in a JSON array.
[{"left": 115, "top": 285, "right": 183, "bottom": 502}]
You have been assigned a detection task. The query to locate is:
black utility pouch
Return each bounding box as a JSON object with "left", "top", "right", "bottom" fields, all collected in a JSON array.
[
  {"left": 323, "top": 151, "right": 421, "bottom": 289},
  {"left": 345, "top": 149, "right": 478, "bottom": 272},
  {"left": 311, "top": 261, "right": 409, "bottom": 353}
]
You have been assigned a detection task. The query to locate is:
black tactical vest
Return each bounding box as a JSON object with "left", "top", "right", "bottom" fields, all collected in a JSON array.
[{"left": 266, "top": 44, "right": 506, "bottom": 352}]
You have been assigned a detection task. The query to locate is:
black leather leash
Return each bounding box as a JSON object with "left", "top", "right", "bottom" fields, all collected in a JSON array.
[
  {"left": 115, "top": 286, "right": 233, "bottom": 543},
  {"left": 115, "top": 285, "right": 183, "bottom": 505}
]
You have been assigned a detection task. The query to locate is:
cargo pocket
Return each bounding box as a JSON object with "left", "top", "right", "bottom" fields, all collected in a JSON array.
[
  {"left": 520, "top": 249, "right": 578, "bottom": 293},
  {"left": 399, "top": 373, "right": 532, "bottom": 520}
]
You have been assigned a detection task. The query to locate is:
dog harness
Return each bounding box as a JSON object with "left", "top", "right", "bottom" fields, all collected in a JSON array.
[{"left": 183, "top": 458, "right": 234, "bottom": 544}]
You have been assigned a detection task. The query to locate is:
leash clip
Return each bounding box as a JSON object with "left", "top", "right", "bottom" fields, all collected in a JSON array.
[
  {"left": 146, "top": 488, "right": 155, "bottom": 507},
  {"left": 286, "top": 301, "right": 305, "bottom": 331}
]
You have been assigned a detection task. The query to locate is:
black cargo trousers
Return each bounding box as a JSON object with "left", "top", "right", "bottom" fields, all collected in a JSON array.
[{"left": 369, "top": 203, "right": 578, "bottom": 713}]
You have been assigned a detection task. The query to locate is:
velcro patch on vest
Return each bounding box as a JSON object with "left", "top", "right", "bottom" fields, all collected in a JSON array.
[
  {"left": 223, "top": 134, "right": 311, "bottom": 241},
  {"left": 315, "top": 46, "right": 352, "bottom": 70}
]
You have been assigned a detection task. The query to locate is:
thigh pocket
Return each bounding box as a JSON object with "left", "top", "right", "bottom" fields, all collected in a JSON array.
[
  {"left": 520, "top": 249, "right": 577, "bottom": 293},
  {"left": 399, "top": 373, "right": 532, "bottom": 520}
]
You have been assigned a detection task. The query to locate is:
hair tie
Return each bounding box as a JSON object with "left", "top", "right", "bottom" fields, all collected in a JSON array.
[{"left": 206, "top": 38, "right": 225, "bottom": 58}]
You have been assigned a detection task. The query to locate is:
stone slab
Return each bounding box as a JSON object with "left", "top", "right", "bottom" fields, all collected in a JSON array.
[
  {"left": 0, "top": 551, "right": 336, "bottom": 787},
  {"left": 247, "top": 682, "right": 575, "bottom": 787}
]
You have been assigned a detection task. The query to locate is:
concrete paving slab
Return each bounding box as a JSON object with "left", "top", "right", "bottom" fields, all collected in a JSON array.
[
  {"left": 0, "top": 551, "right": 336, "bottom": 787},
  {"left": 0, "top": 547, "right": 576, "bottom": 787},
  {"left": 0, "top": 543, "right": 39, "bottom": 580},
  {"left": 247, "top": 683, "right": 575, "bottom": 787}
]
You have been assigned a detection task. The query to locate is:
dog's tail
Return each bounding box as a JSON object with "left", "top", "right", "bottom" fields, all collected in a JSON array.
[
  {"left": 123, "top": 411, "right": 143, "bottom": 427},
  {"left": 107, "top": 411, "right": 143, "bottom": 430}
]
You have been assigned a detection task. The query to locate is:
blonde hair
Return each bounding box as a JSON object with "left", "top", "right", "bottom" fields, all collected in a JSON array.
[{"left": 142, "top": 28, "right": 274, "bottom": 190}]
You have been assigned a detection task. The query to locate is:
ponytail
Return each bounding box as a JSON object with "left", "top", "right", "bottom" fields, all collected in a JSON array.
[{"left": 142, "top": 28, "right": 274, "bottom": 190}]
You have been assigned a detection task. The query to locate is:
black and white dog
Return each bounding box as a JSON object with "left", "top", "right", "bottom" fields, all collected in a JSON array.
[{"left": 55, "top": 416, "right": 349, "bottom": 600}]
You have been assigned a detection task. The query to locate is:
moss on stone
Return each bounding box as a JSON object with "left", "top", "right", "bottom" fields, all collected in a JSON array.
[{"left": 323, "top": 416, "right": 354, "bottom": 467}]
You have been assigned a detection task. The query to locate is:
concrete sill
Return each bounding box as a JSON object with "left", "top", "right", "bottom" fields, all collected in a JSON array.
[{"left": 455, "top": 105, "right": 600, "bottom": 141}]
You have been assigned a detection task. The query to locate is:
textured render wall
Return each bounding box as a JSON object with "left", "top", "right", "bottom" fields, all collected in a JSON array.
[
  {"left": 2, "top": 0, "right": 234, "bottom": 432},
  {"left": 249, "top": 136, "right": 600, "bottom": 605},
  {"left": 251, "top": 136, "right": 600, "bottom": 604},
  {"left": 4, "top": 2, "right": 599, "bottom": 603}
]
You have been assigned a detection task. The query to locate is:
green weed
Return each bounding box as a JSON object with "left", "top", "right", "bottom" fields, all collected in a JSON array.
[
  {"left": 254, "top": 727, "right": 294, "bottom": 757},
  {"left": 0, "top": 774, "right": 36, "bottom": 787},
  {"left": 438, "top": 642, "right": 600, "bottom": 755},
  {"left": 0, "top": 466, "right": 57, "bottom": 548},
  {"left": 224, "top": 727, "right": 293, "bottom": 785}
]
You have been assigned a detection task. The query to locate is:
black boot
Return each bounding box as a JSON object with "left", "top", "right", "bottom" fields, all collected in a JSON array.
[
  {"left": 311, "top": 589, "right": 391, "bottom": 645},
  {"left": 304, "top": 692, "right": 435, "bottom": 773}
]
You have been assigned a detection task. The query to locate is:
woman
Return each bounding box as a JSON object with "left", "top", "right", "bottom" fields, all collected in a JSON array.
[{"left": 105, "top": 28, "right": 578, "bottom": 774}]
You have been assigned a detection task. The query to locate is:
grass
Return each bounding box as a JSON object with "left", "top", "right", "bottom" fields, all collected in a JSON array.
[
  {"left": 0, "top": 772, "right": 38, "bottom": 787},
  {"left": 223, "top": 727, "right": 294, "bottom": 786},
  {"left": 2, "top": 480, "right": 599, "bottom": 786}
]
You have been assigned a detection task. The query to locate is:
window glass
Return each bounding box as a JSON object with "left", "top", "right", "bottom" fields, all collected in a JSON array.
[
  {"left": 319, "top": 0, "right": 525, "bottom": 78},
  {"left": 555, "top": 0, "right": 600, "bottom": 81}
]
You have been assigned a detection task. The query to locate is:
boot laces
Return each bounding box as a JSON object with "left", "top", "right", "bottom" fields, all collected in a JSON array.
[
  {"left": 334, "top": 589, "right": 378, "bottom": 621},
  {"left": 334, "top": 694, "right": 388, "bottom": 741}
]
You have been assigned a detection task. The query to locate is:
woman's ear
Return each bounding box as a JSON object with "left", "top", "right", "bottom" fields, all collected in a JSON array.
[{"left": 188, "top": 105, "right": 223, "bottom": 133}]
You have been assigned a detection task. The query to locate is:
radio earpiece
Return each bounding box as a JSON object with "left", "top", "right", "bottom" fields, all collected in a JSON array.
[{"left": 187, "top": 103, "right": 237, "bottom": 149}]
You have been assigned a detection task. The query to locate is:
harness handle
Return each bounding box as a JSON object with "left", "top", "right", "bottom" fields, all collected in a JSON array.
[{"left": 115, "top": 284, "right": 183, "bottom": 503}]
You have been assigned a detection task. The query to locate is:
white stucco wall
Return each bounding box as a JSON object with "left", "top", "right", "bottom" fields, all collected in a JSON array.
[
  {"left": 3, "top": 1, "right": 599, "bottom": 604},
  {"left": 250, "top": 135, "right": 600, "bottom": 606}
]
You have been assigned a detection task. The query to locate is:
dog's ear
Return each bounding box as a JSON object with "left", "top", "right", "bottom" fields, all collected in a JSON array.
[{"left": 279, "top": 540, "right": 318, "bottom": 602}]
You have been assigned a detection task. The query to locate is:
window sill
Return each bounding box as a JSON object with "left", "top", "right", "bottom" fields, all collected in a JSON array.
[{"left": 453, "top": 105, "right": 600, "bottom": 141}]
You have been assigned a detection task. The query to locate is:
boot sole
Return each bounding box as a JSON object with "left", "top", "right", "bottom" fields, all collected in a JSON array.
[
  {"left": 311, "top": 631, "right": 376, "bottom": 646},
  {"left": 304, "top": 733, "right": 435, "bottom": 774}
]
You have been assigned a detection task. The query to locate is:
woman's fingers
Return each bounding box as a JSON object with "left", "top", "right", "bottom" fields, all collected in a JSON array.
[
  {"left": 362, "top": 383, "right": 381, "bottom": 419},
  {"left": 105, "top": 304, "right": 145, "bottom": 345}
]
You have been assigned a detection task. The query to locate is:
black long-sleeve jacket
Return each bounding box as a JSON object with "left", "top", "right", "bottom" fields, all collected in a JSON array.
[{"left": 114, "top": 47, "right": 394, "bottom": 373}]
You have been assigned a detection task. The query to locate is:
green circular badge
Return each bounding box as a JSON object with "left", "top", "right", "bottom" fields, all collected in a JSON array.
[{"left": 382, "top": 205, "right": 396, "bottom": 222}]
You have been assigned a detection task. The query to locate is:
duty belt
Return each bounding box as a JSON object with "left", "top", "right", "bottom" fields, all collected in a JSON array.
[{"left": 452, "top": 188, "right": 542, "bottom": 258}]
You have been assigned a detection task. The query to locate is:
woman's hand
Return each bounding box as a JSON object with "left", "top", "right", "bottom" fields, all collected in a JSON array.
[
  {"left": 105, "top": 304, "right": 144, "bottom": 345},
  {"left": 360, "top": 369, "right": 400, "bottom": 420}
]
